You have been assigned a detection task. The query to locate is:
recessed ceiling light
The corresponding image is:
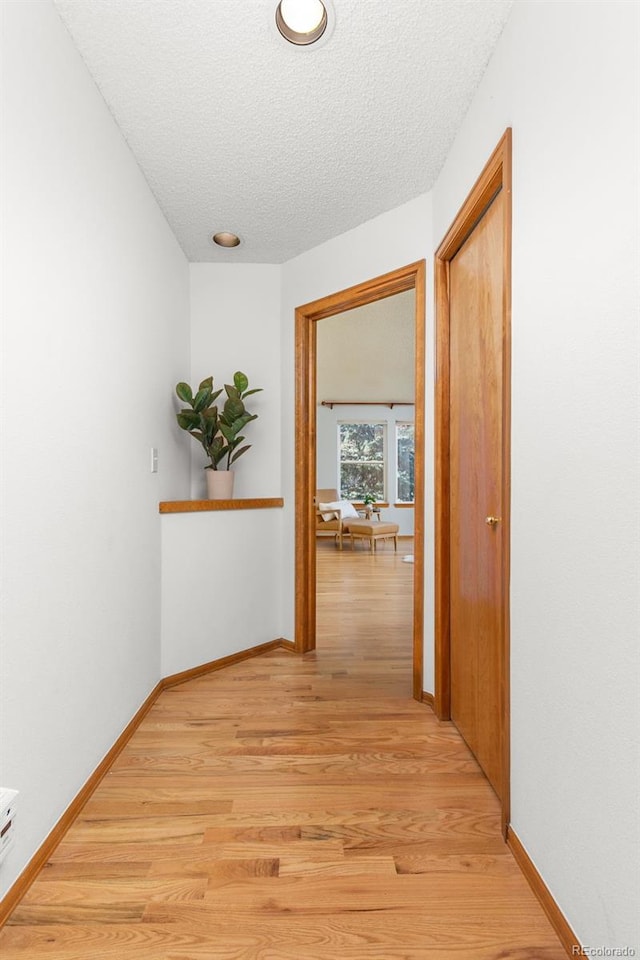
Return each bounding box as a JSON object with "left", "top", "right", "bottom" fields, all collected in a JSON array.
[
  {"left": 276, "top": 0, "right": 328, "bottom": 46},
  {"left": 212, "top": 231, "right": 241, "bottom": 248}
]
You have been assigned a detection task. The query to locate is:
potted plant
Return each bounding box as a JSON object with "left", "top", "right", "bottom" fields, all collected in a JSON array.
[
  {"left": 175, "top": 372, "right": 262, "bottom": 499},
  {"left": 362, "top": 492, "right": 376, "bottom": 519}
]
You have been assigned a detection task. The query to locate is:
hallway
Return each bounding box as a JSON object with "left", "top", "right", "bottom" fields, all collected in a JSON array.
[{"left": 0, "top": 542, "right": 566, "bottom": 958}]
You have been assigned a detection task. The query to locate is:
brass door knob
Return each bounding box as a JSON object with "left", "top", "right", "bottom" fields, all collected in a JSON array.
[{"left": 485, "top": 516, "right": 501, "bottom": 525}]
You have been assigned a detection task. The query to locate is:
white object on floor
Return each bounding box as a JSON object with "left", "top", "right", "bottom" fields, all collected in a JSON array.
[
  {"left": 0, "top": 788, "right": 19, "bottom": 864},
  {"left": 402, "top": 555, "right": 414, "bottom": 563}
]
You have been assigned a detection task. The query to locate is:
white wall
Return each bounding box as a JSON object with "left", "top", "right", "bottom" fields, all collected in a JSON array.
[
  {"left": 161, "top": 510, "right": 283, "bottom": 677},
  {"left": 189, "top": 264, "right": 282, "bottom": 500},
  {"left": 316, "top": 403, "right": 415, "bottom": 536},
  {"left": 0, "top": 0, "right": 190, "bottom": 899},
  {"left": 432, "top": 0, "right": 640, "bottom": 948},
  {"left": 281, "top": 194, "right": 434, "bottom": 689},
  {"left": 175, "top": 265, "right": 286, "bottom": 678}
]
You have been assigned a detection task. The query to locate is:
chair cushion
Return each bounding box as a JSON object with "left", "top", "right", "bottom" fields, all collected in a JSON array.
[
  {"left": 318, "top": 499, "right": 358, "bottom": 521},
  {"left": 348, "top": 521, "right": 399, "bottom": 536}
]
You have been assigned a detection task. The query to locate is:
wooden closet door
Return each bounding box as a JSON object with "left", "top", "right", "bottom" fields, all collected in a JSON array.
[{"left": 449, "top": 190, "right": 504, "bottom": 797}]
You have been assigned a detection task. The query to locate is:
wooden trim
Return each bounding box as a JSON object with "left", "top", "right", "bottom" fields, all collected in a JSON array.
[
  {"left": 0, "top": 637, "right": 296, "bottom": 928},
  {"left": 393, "top": 502, "right": 414, "bottom": 509},
  {"left": 435, "top": 137, "right": 507, "bottom": 262},
  {"left": 434, "top": 254, "right": 451, "bottom": 720},
  {"left": 421, "top": 691, "right": 435, "bottom": 708},
  {"left": 295, "top": 305, "right": 316, "bottom": 654},
  {"left": 159, "top": 497, "right": 284, "bottom": 514},
  {"left": 500, "top": 130, "right": 513, "bottom": 838},
  {"left": 507, "top": 827, "right": 580, "bottom": 958},
  {"left": 434, "top": 129, "right": 512, "bottom": 835},
  {"left": 299, "top": 265, "right": 419, "bottom": 322},
  {"left": 295, "top": 261, "right": 426, "bottom": 700},
  {"left": 163, "top": 639, "right": 295, "bottom": 688},
  {"left": 0, "top": 680, "right": 163, "bottom": 928},
  {"left": 412, "top": 261, "right": 426, "bottom": 703}
]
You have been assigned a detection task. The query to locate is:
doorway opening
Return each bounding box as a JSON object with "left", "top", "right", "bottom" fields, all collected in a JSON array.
[{"left": 295, "top": 261, "right": 426, "bottom": 700}]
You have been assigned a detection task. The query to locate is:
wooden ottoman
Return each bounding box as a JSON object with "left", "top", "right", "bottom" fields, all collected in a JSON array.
[{"left": 348, "top": 521, "right": 399, "bottom": 553}]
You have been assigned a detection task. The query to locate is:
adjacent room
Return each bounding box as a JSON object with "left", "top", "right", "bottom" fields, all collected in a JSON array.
[{"left": 315, "top": 291, "right": 416, "bottom": 693}]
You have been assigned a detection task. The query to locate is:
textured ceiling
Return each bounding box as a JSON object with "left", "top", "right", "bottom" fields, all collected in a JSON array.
[{"left": 53, "top": 0, "right": 513, "bottom": 263}]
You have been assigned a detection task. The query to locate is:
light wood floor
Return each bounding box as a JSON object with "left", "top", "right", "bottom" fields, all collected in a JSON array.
[{"left": 0, "top": 539, "right": 566, "bottom": 958}]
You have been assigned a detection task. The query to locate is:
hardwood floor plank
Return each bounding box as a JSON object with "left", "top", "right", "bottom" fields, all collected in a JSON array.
[
  {"left": 104, "top": 751, "right": 480, "bottom": 776},
  {"left": 198, "top": 874, "right": 554, "bottom": 916},
  {"left": 36, "top": 862, "right": 153, "bottom": 881},
  {"left": 147, "top": 843, "right": 345, "bottom": 875},
  {"left": 228, "top": 784, "right": 499, "bottom": 812},
  {"left": 79, "top": 799, "right": 233, "bottom": 819},
  {"left": 64, "top": 817, "right": 215, "bottom": 845},
  {"left": 278, "top": 856, "right": 397, "bottom": 878},
  {"left": 0, "top": 920, "right": 565, "bottom": 960},
  {"left": 17, "top": 878, "right": 207, "bottom": 907}
]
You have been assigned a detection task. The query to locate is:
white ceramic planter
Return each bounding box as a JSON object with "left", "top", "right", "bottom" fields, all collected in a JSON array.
[{"left": 205, "top": 469, "right": 234, "bottom": 500}]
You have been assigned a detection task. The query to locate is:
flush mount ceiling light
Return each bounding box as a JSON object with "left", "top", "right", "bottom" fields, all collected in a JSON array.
[
  {"left": 212, "top": 231, "right": 240, "bottom": 248},
  {"left": 275, "top": 0, "right": 328, "bottom": 46}
]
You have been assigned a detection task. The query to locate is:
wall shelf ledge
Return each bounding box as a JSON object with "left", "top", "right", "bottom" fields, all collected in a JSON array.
[{"left": 159, "top": 498, "right": 284, "bottom": 514}]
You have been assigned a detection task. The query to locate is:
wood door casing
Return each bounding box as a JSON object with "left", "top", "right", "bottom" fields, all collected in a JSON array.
[
  {"left": 449, "top": 191, "right": 504, "bottom": 798},
  {"left": 295, "top": 261, "right": 426, "bottom": 699}
]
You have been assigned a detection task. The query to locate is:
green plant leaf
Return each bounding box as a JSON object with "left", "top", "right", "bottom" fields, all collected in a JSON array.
[
  {"left": 230, "top": 444, "right": 251, "bottom": 464},
  {"left": 177, "top": 411, "right": 200, "bottom": 430},
  {"left": 238, "top": 414, "right": 255, "bottom": 434},
  {"left": 203, "top": 417, "right": 218, "bottom": 443},
  {"left": 198, "top": 376, "right": 214, "bottom": 391},
  {"left": 176, "top": 382, "right": 193, "bottom": 404},
  {"left": 222, "top": 396, "right": 245, "bottom": 421},
  {"left": 210, "top": 436, "right": 228, "bottom": 465},
  {"left": 233, "top": 371, "right": 249, "bottom": 394},
  {"left": 224, "top": 384, "right": 240, "bottom": 400},
  {"left": 223, "top": 416, "right": 251, "bottom": 439},
  {"left": 193, "top": 387, "right": 212, "bottom": 412},
  {"left": 211, "top": 388, "right": 223, "bottom": 403},
  {"left": 241, "top": 388, "right": 262, "bottom": 398}
]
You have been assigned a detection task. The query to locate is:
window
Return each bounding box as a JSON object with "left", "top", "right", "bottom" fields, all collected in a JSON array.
[
  {"left": 396, "top": 422, "right": 415, "bottom": 502},
  {"left": 338, "top": 422, "right": 385, "bottom": 501}
]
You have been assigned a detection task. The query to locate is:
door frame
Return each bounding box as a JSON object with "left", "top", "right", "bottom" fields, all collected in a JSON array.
[
  {"left": 295, "top": 261, "right": 426, "bottom": 700},
  {"left": 434, "top": 129, "right": 512, "bottom": 833}
]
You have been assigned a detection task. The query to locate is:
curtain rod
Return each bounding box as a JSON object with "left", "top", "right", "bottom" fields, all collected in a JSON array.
[{"left": 320, "top": 400, "right": 415, "bottom": 409}]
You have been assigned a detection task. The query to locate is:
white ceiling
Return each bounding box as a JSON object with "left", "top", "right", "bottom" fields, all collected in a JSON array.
[
  {"left": 317, "top": 291, "right": 415, "bottom": 402},
  {"left": 53, "top": 0, "right": 513, "bottom": 263}
]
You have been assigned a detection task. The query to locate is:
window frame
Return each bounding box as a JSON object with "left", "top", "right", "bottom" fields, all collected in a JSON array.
[
  {"left": 395, "top": 420, "right": 415, "bottom": 504},
  {"left": 337, "top": 419, "right": 387, "bottom": 502}
]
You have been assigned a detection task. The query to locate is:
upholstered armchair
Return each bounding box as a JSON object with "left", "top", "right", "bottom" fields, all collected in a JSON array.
[{"left": 315, "top": 488, "right": 360, "bottom": 549}]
